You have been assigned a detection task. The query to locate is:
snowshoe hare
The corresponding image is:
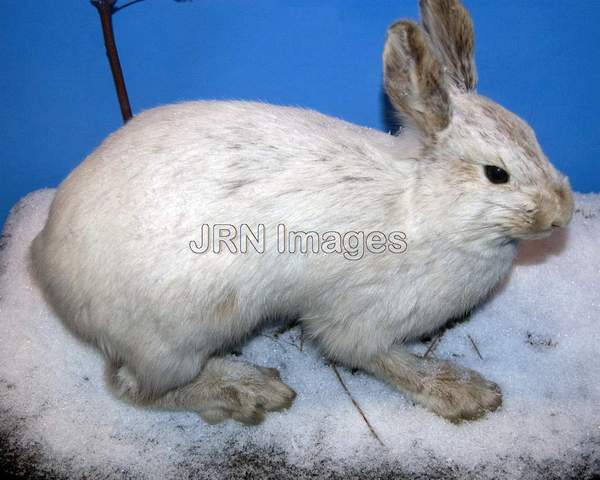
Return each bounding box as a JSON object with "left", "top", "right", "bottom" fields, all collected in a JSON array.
[{"left": 32, "top": 0, "right": 573, "bottom": 424}]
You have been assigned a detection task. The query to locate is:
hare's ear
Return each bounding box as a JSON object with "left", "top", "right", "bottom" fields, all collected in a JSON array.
[
  {"left": 383, "top": 20, "right": 451, "bottom": 139},
  {"left": 419, "top": 0, "right": 477, "bottom": 91}
]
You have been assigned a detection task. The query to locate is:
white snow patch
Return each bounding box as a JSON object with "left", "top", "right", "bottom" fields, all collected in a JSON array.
[{"left": 0, "top": 189, "right": 599, "bottom": 478}]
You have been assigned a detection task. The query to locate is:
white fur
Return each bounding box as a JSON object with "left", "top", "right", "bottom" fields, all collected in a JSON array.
[{"left": 30, "top": 1, "right": 572, "bottom": 423}]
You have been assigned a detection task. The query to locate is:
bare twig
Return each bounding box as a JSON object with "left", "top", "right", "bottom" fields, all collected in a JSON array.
[
  {"left": 91, "top": 0, "right": 133, "bottom": 123},
  {"left": 113, "top": 0, "right": 147, "bottom": 12},
  {"left": 423, "top": 331, "right": 444, "bottom": 358},
  {"left": 259, "top": 333, "right": 302, "bottom": 352},
  {"left": 467, "top": 334, "right": 483, "bottom": 360},
  {"left": 272, "top": 321, "right": 305, "bottom": 352},
  {"left": 331, "top": 364, "right": 385, "bottom": 447}
]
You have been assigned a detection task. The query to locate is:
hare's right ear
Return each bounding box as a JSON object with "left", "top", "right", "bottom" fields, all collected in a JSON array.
[
  {"left": 419, "top": 0, "right": 477, "bottom": 91},
  {"left": 383, "top": 20, "right": 451, "bottom": 139}
]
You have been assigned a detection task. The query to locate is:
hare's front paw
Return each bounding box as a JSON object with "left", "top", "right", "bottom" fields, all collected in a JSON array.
[
  {"left": 199, "top": 365, "right": 296, "bottom": 426},
  {"left": 419, "top": 363, "right": 502, "bottom": 423}
]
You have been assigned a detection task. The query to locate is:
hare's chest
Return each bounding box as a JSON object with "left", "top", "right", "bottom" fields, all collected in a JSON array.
[{"left": 398, "top": 242, "right": 516, "bottom": 340}]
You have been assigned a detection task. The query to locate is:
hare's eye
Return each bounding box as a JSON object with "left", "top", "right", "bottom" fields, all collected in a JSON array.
[{"left": 484, "top": 165, "right": 510, "bottom": 184}]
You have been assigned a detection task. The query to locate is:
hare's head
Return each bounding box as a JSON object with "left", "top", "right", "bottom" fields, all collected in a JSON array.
[{"left": 384, "top": 0, "right": 573, "bottom": 243}]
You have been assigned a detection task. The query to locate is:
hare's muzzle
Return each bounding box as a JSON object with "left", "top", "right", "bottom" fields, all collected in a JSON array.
[{"left": 532, "top": 182, "right": 574, "bottom": 236}]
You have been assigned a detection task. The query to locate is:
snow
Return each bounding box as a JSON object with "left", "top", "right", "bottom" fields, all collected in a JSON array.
[{"left": 1, "top": 189, "right": 599, "bottom": 479}]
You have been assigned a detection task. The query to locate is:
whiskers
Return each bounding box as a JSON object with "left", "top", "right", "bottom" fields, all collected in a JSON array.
[
  {"left": 426, "top": 199, "right": 538, "bottom": 245},
  {"left": 479, "top": 199, "right": 537, "bottom": 238},
  {"left": 443, "top": 223, "right": 507, "bottom": 244}
]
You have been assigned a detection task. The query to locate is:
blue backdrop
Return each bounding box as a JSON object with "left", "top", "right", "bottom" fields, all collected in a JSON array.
[{"left": 1, "top": 0, "right": 599, "bottom": 227}]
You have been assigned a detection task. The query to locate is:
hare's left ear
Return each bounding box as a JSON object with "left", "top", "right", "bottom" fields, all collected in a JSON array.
[
  {"left": 383, "top": 21, "right": 451, "bottom": 139},
  {"left": 419, "top": 0, "right": 477, "bottom": 91}
]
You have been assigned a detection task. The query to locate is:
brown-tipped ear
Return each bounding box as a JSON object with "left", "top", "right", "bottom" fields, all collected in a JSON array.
[
  {"left": 420, "top": 0, "right": 477, "bottom": 91},
  {"left": 383, "top": 20, "right": 451, "bottom": 139}
]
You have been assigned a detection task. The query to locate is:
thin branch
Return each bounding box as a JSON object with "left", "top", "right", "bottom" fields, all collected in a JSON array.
[
  {"left": 331, "top": 364, "right": 385, "bottom": 447},
  {"left": 91, "top": 0, "right": 133, "bottom": 123},
  {"left": 423, "top": 331, "right": 444, "bottom": 358},
  {"left": 113, "top": 0, "right": 148, "bottom": 13},
  {"left": 467, "top": 334, "right": 483, "bottom": 360},
  {"left": 272, "top": 321, "right": 304, "bottom": 351},
  {"left": 259, "top": 333, "right": 302, "bottom": 352}
]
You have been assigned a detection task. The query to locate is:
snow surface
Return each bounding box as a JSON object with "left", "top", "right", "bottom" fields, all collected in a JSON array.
[{"left": 0, "top": 189, "right": 599, "bottom": 479}]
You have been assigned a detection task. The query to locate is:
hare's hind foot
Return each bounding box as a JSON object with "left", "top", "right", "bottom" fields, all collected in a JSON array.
[
  {"left": 188, "top": 358, "right": 297, "bottom": 425},
  {"left": 107, "top": 357, "right": 296, "bottom": 425}
]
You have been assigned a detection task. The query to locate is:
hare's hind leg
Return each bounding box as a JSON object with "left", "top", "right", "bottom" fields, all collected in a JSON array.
[
  {"left": 362, "top": 346, "right": 502, "bottom": 422},
  {"left": 107, "top": 357, "right": 296, "bottom": 425}
]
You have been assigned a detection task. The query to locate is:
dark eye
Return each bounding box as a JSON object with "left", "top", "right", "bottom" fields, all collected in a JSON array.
[{"left": 484, "top": 165, "right": 510, "bottom": 184}]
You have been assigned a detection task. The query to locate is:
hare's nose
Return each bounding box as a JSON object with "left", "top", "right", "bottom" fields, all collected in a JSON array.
[
  {"left": 550, "top": 184, "right": 574, "bottom": 228},
  {"left": 550, "top": 215, "right": 569, "bottom": 229}
]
